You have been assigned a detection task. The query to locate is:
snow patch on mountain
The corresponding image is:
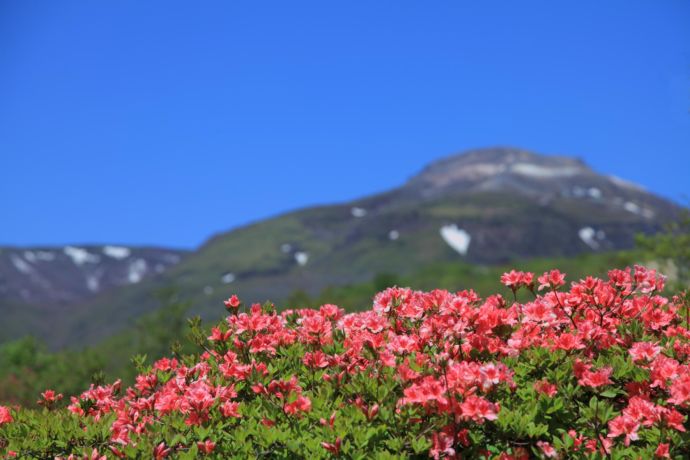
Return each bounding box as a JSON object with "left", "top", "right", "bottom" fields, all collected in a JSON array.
[
  {"left": 103, "top": 246, "right": 131, "bottom": 259},
  {"left": 128, "top": 259, "right": 148, "bottom": 283},
  {"left": 64, "top": 247, "right": 100, "bottom": 266},
  {"left": 86, "top": 275, "right": 100, "bottom": 292},
  {"left": 295, "top": 252, "right": 309, "bottom": 266},
  {"left": 11, "top": 255, "right": 33, "bottom": 274},
  {"left": 351, "top": 207, "right": 367, "bottom": 218},
  {"left": 440, "top": 225, "right": 471, "bottom": 255},
  {"left": 511, "top": 163, "right": 582, "bottom": 178},
  {"left": 608, "top": 175, "right": 645, "bottom": 191},
  {"left": 578, "top": 227, "right": 602, "bottom": 250}
]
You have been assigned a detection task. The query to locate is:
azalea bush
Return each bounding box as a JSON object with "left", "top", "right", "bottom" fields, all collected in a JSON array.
[{"left": 1, "top": 266, "right": 690, "bottom": 459}]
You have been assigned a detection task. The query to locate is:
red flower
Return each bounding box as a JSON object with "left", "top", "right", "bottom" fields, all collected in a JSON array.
[
  {"left": 552, "top": 333, "right": 585, "bottom": 351},
  {"left": 655, "top": 443, "right": 670, "bottom": 458},
  {"left": 0, "top": 406, "right": 13, "bottom": 425},
  {"left": 261, "top": 417, "right": 275, "bottom": 427},
  {"left": 284, "top": 395, "right": 311, "bottom": 415},
  {"left": 430, "top": 427, "right": 455, "bottom": 460},
  {"left": 153, "top": 442, "right": 172, "bottom": 459},
  {"left": 460, "top": 395, "right": 499, "bottom": 422},
  {"left": 220, "top": 401, "right": 241, "bottom": 418},
  {"left": 224, "top": 294, "right": 241, "bottom": 311},
  {"left": 501, "top": 270, "right": 534, "bottom": 291},
  {"left": 321, "top": 437, "right": 341, "bottom": 456},
  {"left": 38, "top": 389, "right": 64, "bottom": 407},
  {"left": 303, "top": 350, "right": 329, "bottom": 368},
  {"left": 538, "top": 269, "right": 566, "bottom": 291},
  {"left": 668, "top": 373, "right": 690, "bottom": 405},
  {"left": 663, "top": 408, "right": 686, "bottom": 432},
  {"left": 534, "top": 380, "right": 558, "bottom": 397},
  {"left": 578, "top": 366, "right": 613, "bottom": 388},
  {"left": 319, "top": 411, "right": 336, "bottom": 428},
  {"left": 196, "top": 440, "right": 216, "bottom": 455},
  {"left": 607, "top": 415, "right": 640, "bottom": 446},
  {"left": 537, "top": 441, "right": 557, "bottom": 458},
  {"left": 629, "top": 342, "right": 661, "bottom": 362}
]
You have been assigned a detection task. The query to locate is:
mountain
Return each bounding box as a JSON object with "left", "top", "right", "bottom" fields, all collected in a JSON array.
[
  {"left": 0, "top": 245, "right": 187, "bottom": 343},
  {"left": 0, "top": 147, "right": 681, "bottom": 347},
  {"left": 0, "top": 245, "right": 187, "bottom": 306}
]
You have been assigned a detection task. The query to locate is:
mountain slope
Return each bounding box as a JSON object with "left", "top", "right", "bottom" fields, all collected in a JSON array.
[
  {"left": 0, "top": 245, "right": 187, "bottom": 343},
  {"left": 0, "top": 245, "right": 187, "bottom": 306},
  {"left": 1, "top": 147, "right": 681, "bottom": 347}
]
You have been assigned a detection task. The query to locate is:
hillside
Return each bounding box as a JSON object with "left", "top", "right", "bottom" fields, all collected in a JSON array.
[
  {"left": 0, "top": 245, "right": 187, "bottom": 306},
  {"left": 0, "top": 147, "right": 681, "bottom": 347},
  {"left": 0, "top": 246, "right": 187, "bottom": 342}
]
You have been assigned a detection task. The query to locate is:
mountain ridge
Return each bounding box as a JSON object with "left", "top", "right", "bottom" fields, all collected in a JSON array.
[{"left": 1, "top": 147, "right": 682, "bottom": 347}]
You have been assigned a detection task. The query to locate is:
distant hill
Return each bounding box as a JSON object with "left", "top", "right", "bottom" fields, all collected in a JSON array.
[
  {"left": 0, "top": 147, "right": 681, "bottom": 347},
  {"left": 0, "top": 245, "right": 187, "bottom": 306},
  {"left": 0, "top": 245, "right": 187, "bottom": 343}
]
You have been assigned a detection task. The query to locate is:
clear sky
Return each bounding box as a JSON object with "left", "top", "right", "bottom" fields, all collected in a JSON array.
[{"left": 2, "top": 1, "right": 689, "bottom": 249}]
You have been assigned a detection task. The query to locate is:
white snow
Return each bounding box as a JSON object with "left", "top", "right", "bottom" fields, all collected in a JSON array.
[
  {"left": 86, "top": 275, "right": 100, "bottom": 292},
  {"left": 294, "top": 252, "right": 309, "bottom": 266},
  {"left": 624, "top": 201, "right": 641, "bottom": 214},
  {"left": 351, "top": 207, "right": 367, "bottom": 218},
  {"left": 440, "top": 225, "right": 471, "bottom": 255},
  {"left": 35, "top": 251, "right": 55, "bottom": 261},
  {"left": 579, "top": 227, "right": 600, "bottom": 250},
  {"left": 388, "top": 230, "right": 400, "bottom": 241},
  {"left": 608, "top": 175, "right": 646, "bottom": 191},
  {"left": 511, "top": 163, "right": 582, "bottom": 178},
  {"left": 24, "top": 250, "right": 56, "bottom": 263},
  {"left": 588, "top": 187, "right": 602, "bottom": 199},
  {"left": 128, "top": 259, "right": 148, "bottom": 283},
  {"left": 11, "top": 255, "right": 33, "bottom": 274},
  {"left": 221, "top": 272, "right": 236, "bottom": 284},
  {"left": 64, "top": 246, "right": 100, "bottom": 266},
  {"left": 622, "top": 201, "right": 655, "bottom": 219},
  {"left": 281, "top": 243, "right": 293, "bottom": 254},
  {"left": 103, "top": 246, "right": 131, "bottom": 259}
]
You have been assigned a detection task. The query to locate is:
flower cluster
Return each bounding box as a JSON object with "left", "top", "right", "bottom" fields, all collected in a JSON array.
[{"left": 1, "top": 265, "right": 689, "bottom": 459}]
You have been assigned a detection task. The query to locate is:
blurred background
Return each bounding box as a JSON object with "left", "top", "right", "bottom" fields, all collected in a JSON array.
[{"left": 1, "top": 0, "right": 689, "bottom": 404}]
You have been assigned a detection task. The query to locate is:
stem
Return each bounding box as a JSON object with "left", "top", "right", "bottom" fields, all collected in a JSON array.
[{"left": 593, "top": 397, "right": 611, "bottom": 460}]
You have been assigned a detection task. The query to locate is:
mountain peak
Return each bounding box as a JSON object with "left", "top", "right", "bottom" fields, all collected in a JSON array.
[{"left": 406, "top": 147, "right": 593, "bottom": 195}]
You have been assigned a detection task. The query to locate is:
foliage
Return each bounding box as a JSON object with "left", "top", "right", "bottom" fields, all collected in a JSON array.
[
  {"left": 636, "top": 210, "right": 690, "bottom": 289},
  {"left": 0, "top": 252, "right": 629, "bottom": 408},
  {"left": 2, "top": 265, "right": 690, "bottom": 458},
  {"left": 0, "top": 289, "right": 195, "bottom": 407},
  {"left": 307, "top": 251, "right": 634, "bottom": 313}
]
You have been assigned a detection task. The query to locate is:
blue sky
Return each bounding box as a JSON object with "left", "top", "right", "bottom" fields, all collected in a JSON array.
[{"left": 2, "top": 1, "right": 689, "bottom": 249}]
